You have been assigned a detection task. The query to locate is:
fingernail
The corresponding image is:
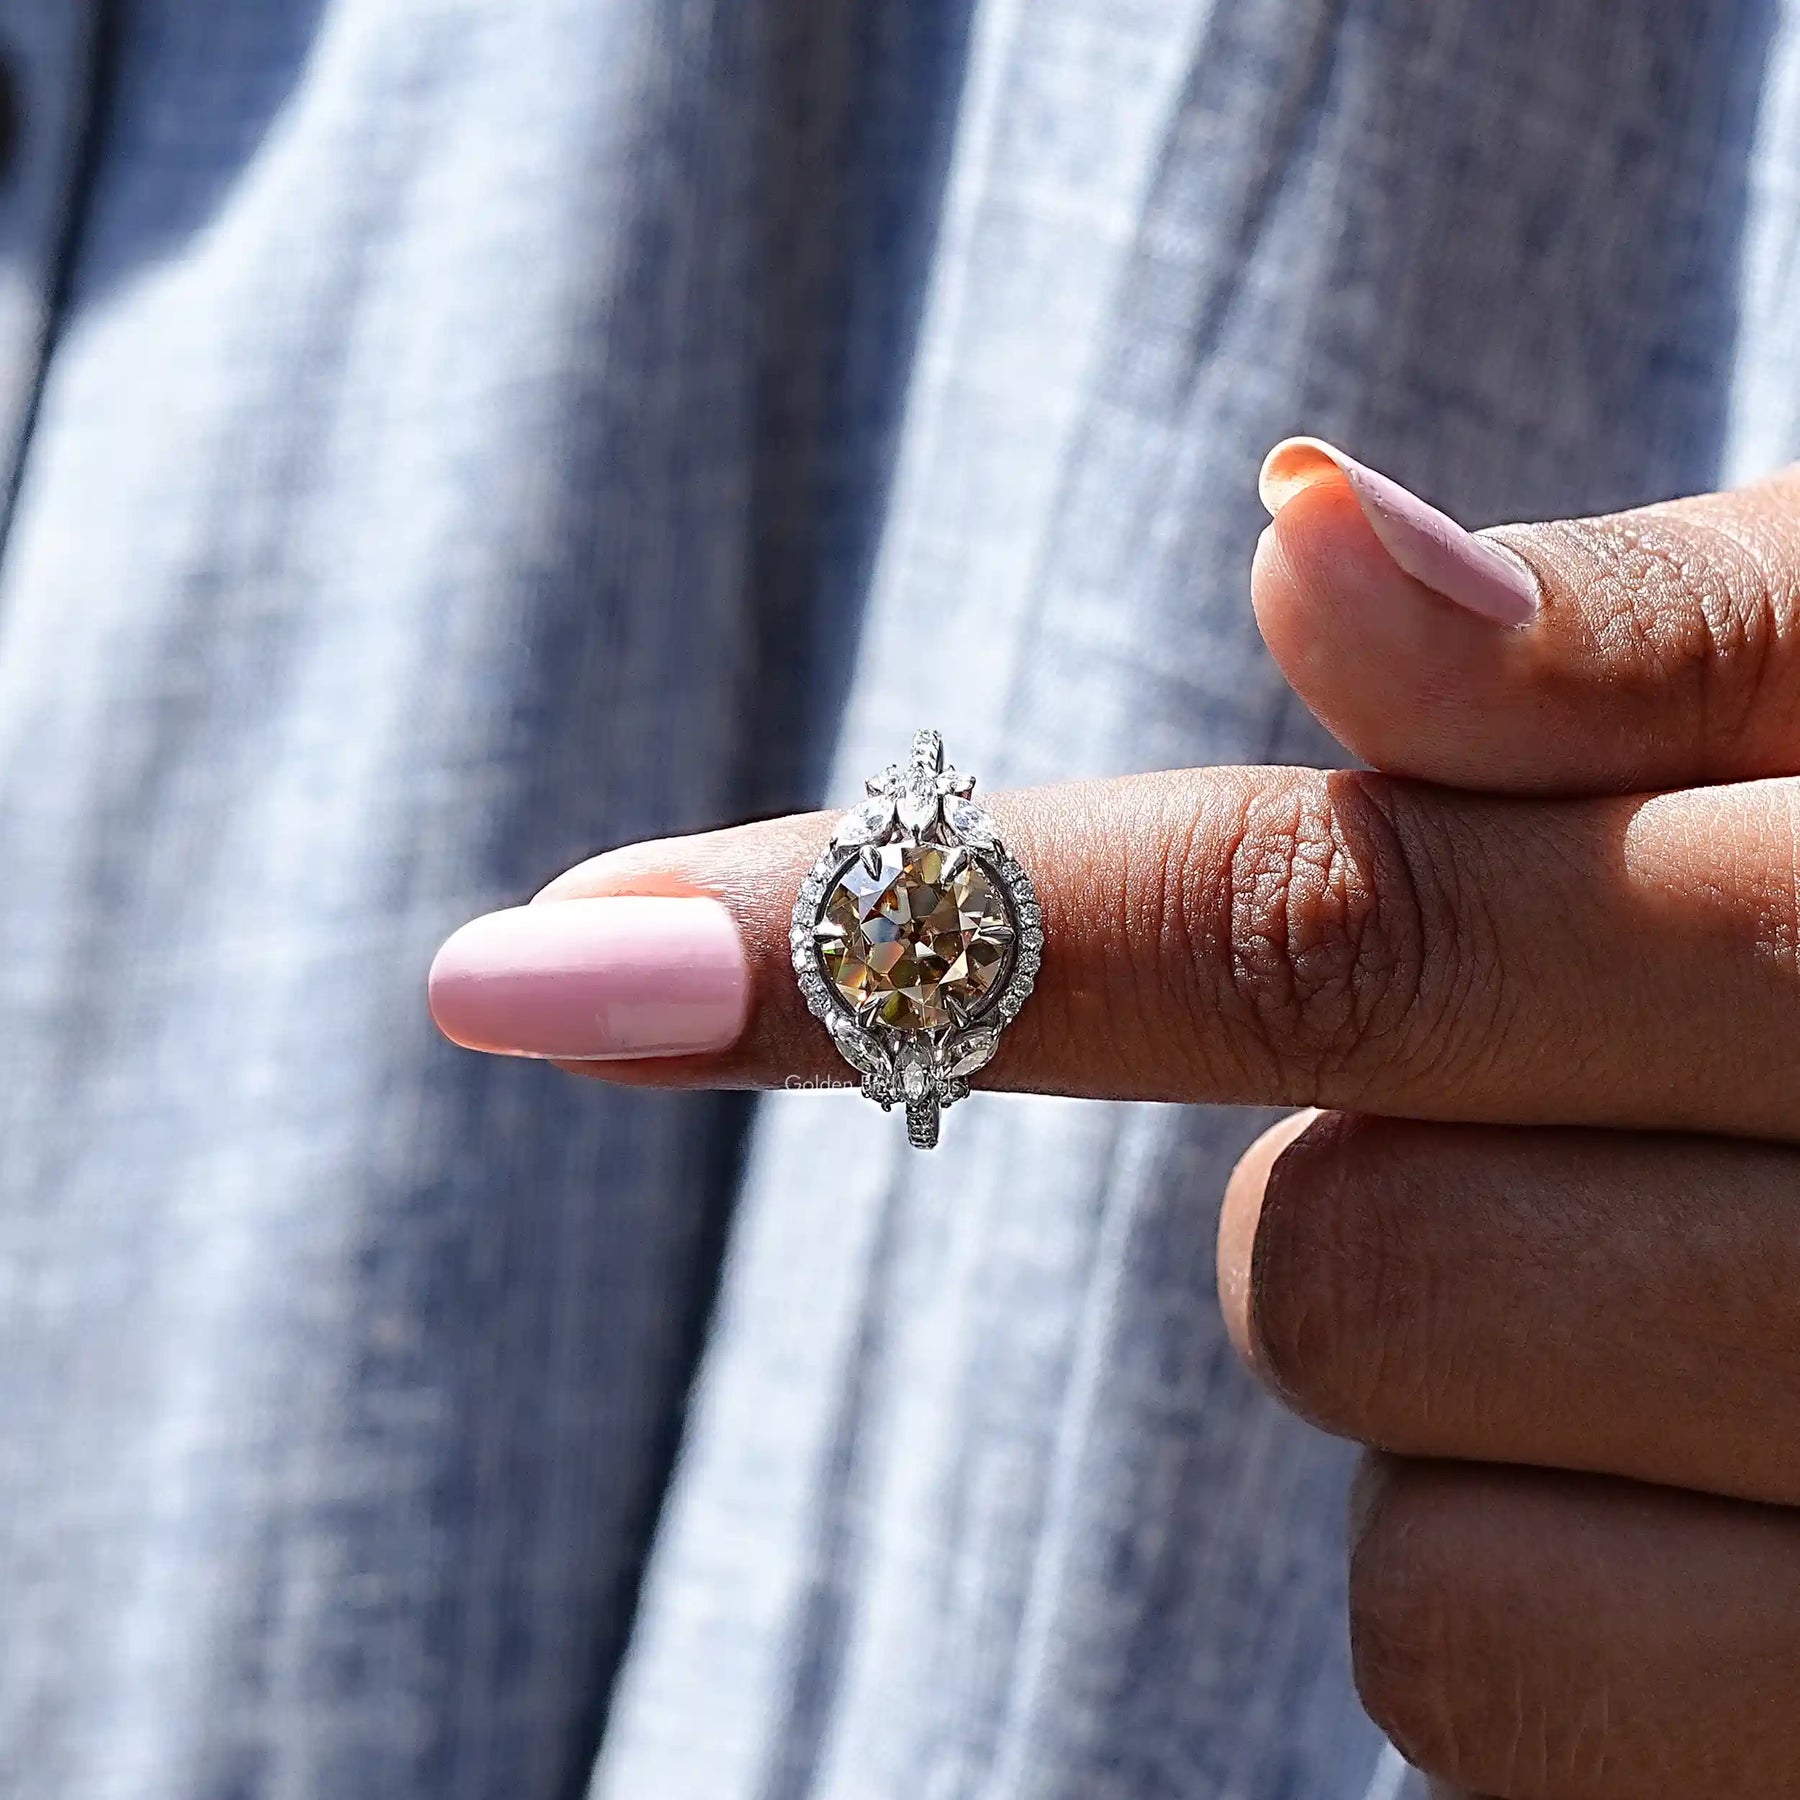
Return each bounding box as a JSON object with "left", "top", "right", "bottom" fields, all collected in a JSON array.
[
  {"left": 428, "top": 896, "right": 751, "bottom": 1060},
  {"left": 1259, "top": 436, "right": 1539, "bottom": 628}
]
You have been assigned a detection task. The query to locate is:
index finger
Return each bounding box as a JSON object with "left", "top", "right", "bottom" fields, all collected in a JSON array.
[{"left": 430, "top": 764, "right": 1800, "bottom": 1139}]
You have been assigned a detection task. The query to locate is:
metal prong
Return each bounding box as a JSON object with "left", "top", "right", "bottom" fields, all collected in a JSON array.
[{"left": 910, "top": 729, "right": 944, "bottom": 775}]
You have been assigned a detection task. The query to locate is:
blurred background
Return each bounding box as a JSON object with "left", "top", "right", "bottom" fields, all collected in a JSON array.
[{"left": 0, "top": 2, "right": 1791, "bottom": 1797}]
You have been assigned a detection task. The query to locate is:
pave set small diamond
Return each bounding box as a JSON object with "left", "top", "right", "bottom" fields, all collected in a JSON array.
[{"left": 791, "top": 731, "right": 1042, "bottom": 1148}]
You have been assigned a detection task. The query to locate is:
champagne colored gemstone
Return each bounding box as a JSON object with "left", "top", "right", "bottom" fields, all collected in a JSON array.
[{"left": 818, "top": 843, "right": 1014, "bottom": 1031}]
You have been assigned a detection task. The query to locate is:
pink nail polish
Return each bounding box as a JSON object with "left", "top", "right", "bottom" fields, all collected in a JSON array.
[
  {"left": 428, "top": 897, "right": 751, "bottom": 1060},
  {"left": 1259, "top": 436, "right": 1539, "bottom": 628}
]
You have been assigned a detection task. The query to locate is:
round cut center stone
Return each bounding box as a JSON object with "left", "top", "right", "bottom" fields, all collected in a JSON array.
[{"left": 818, "top": 843, "right": 1014, "bottom": 1031}]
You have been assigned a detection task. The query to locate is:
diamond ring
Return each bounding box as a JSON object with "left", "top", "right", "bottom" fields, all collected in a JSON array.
[{"left": 790, "top": 730, "right": 1043, "bottom": 1149}]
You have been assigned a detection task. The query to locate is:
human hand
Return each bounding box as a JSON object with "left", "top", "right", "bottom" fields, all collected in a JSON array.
[
  {"left": 430, "top": 440, "right": 1800, "bottom": 1797},
  {"left": 1232, "top": 440, "right": 1800, "bottom": 1800}
]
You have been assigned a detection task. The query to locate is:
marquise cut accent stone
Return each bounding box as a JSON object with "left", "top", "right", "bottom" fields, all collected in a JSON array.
[
  {"left": 941, "top": 1025, "right": 1001, "bottom": 1079},
  {"left": 833, "top": 795, "right": 894, "bottom": 848},
  {"left": 828, "top": 1012, "right": 890, "bottom": 1078},
  {"left": 942, "top": 796, "right": 1000, "bottom": 847},
  {"left": 896, "top": 785, "right": 942, "bottom": 837},
  {"left": 817, "top": 843, "right": 1014, "bottom": 1031}
]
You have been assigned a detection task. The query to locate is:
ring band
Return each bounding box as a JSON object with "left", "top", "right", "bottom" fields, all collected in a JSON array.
[{"left": 790, "top": 730, "right": 1043, "bottom": 1148}]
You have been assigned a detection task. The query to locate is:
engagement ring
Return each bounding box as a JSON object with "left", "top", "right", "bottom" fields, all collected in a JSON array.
[{"left": 790, "top": 730, "right": 1043, "bottom": 1148}]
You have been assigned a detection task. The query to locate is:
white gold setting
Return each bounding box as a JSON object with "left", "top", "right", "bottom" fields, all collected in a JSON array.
[{"left": 790, "top": 730, "right": 1042, "bottom": 1148}]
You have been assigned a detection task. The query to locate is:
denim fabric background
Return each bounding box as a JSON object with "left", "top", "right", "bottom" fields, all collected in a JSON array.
[{"left": 0, "top": 3, "right": 1792, "bottom": 1798}]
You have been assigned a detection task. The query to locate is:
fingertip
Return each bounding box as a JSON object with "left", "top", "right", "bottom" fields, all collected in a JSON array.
[
  {"left": 1252, "top": 446, "right": 1426, "bottom": 650},
  {"left": 1258, "top": 435, "right": 1357, "bottom": 516},
  {"left": 1249, "top": 466, "right": 1407, "bottom": 698},
  {"left": 424, "top": 897, "right": 752, "bottom": 1062},
  {"left": 1250, "top": 450, "right": 1540, "bottom": 783},
  {"left": 1264, "top": 436, "right": 1540, "bottom": 627},
  {"left": 426, "top": 916, "right": 486, "bottom": 1048},
  {"left": 1218, "top": 1107, "right": 1321, "bottom": 1376}
]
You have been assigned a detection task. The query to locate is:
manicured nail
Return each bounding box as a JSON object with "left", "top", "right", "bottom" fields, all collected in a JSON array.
[
  {"left": 428, "top": 897, "right": 751, "bottom": 1060},
  {"left": 1259, "top": 436, "right": 1539, "bottom": 628}
]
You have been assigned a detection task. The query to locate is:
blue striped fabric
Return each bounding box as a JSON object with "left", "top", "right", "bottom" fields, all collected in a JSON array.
[{"left": 0, "top": 3, "right": 1791, "bottom": 1796}]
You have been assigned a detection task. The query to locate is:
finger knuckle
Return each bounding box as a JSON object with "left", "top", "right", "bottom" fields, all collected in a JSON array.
[
  {"left": 1552, "top": 510, "right": 1798, "bottom": 757},
  {"left": 1198, "top": 776, "right": 1468, "bottom": 1091}
]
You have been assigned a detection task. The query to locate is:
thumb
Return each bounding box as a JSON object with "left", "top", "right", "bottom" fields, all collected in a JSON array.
[{"left": 1253, "top": 437, "right": 1800, "bottom": 795}]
